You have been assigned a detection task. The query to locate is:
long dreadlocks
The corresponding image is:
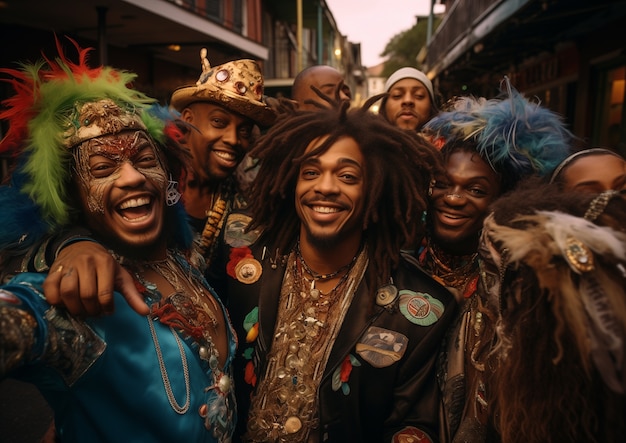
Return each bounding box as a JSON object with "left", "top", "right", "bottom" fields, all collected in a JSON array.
[
  {"left": 246, "top": 95, "right": 444, "bottom": 288},
  {"left": 479, "top": 178, "right": 626, "bottom": 442}
]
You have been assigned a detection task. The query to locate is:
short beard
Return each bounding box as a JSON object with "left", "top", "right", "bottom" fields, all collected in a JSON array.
[{"left": 301, "top": 227, "right": 340, "bottom": 251}]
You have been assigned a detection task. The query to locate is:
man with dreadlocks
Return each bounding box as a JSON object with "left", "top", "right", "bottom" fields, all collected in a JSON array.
[
  {"left": 219, "top": 96, "right": 456, "bottom": 442},
  {"left": 0, "top": 38, "right": 237, "bottom": 442}
]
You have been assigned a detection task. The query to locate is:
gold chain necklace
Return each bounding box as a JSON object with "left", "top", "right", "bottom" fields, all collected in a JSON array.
[{"left": 147, "top": 317, "right": 191, "bottom": 414}]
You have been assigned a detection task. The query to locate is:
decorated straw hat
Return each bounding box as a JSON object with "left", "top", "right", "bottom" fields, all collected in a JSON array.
[{"left": 170, "top": 49, "right": 276, "bottom": 127}]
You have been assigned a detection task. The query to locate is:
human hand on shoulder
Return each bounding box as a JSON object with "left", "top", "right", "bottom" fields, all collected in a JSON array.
[{"left": 43, "top": 241, "right": 149, "bottom": 317}]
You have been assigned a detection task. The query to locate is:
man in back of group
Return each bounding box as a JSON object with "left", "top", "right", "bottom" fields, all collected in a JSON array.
[
  {"left": 379, "top": 66, "right": 439, "bottom": 132},
  {"left": 291, "top": 64, "right": 351, "bottom": 110}
]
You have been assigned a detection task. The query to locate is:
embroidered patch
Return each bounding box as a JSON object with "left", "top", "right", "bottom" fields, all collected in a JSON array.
[
  {"left": 399, "top": 290, "right": 444, "bottom": 326},
  {"left": 392, "top": 426, "right": 433, "bottom": 443},
  {"left": 356, "top": 326, "right": 408, "bottom": 368},
  {"left": 224, "top": 213, "right": 261, "bottom": 247}
]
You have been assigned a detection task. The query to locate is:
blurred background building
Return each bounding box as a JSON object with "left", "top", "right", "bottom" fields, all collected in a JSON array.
[
  {"left": 0, "top": 0, "right": 365, "bottom": 184},
  {"left": 1, "top": 0, "right": 623, "bottom": 152},
  {"left": 0, "top": 0, "right": 365, "bottom": 105},
  {"left": 422, "top": 0, "right": 626, "bottom": 152}
]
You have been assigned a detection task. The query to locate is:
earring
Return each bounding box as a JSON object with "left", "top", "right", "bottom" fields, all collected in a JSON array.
[
  {"left": 428, "top": 179, "right": 435, "bottom": 197},
  {"left": 166, "top": 175, "right": 182, "bottom": 206}
]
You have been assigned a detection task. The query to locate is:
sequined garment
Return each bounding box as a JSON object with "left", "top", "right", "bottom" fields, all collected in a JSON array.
[
  {"left": 245, "top": 248, "right": 368, "bottom": 442},
  {"left": 0, "top": 264, "right": 237, "bottom": 443}
]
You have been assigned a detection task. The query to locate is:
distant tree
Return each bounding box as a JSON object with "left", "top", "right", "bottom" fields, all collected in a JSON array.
[{"left": 380, "top": 16, "right": 442, "bottom": 78}]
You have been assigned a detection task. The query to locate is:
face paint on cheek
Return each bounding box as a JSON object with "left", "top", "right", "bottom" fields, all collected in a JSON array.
[
  {"left": 140, "top": 166, "right": 168, "bottom": 195},
  {"left": 73, "top": 144, "right": 118, "bottom": 214},
  {"left": 143, "top": 151, "right": 170, "bottom": 197},
  {"left": 87, "top": 175, "right": 119, "bottom": 214},
  {"left": 141, "top": 157, "right": 168, "bottom": 190}
]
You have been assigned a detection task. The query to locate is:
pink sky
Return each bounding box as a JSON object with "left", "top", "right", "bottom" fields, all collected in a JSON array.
[{"left": 325, "top": 0, "right": 446, "bottom": 67}]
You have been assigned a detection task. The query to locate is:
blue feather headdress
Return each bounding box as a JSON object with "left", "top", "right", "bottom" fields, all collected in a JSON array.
[{"left": 425, "top": 77, "right": 572, "bottom": 191}]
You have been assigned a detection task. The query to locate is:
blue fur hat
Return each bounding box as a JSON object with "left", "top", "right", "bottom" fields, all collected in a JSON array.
[{"left": 425, "top": 77, "right": 573, "bottom": 191}]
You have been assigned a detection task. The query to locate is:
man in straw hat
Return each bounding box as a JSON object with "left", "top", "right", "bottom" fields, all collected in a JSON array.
[{"left": 169, "top": 48, "right": 275, "bottom": 286}]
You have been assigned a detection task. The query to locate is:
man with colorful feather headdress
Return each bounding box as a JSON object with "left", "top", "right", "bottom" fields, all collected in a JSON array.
[
  {"left": 417, "top": 78, "right": 576, "bottom": 442},
  {"left": 0, "top": 38, "right": 238, "bottom": 442},
  {"left": 3, "top": 42, "right": 277, "bottom": 318}
]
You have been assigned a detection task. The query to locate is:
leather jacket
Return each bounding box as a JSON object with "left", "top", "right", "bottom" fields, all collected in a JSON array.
[{"left": 221, "top": 231, "right": 456, "bottom": 442}]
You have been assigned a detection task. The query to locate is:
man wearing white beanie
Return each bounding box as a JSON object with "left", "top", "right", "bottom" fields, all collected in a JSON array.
[{"left": 380, "top": 66, "right": 438, "bottom": 132}]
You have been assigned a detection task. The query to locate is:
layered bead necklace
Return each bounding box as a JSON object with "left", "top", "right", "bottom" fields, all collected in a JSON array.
[
  {"left": 295, "top": 239, "right": 357, "bottom": 299},
  {"left": 419, "top": 238, "right": 479, "bottom": 299},
  {"left": 246, "top": 244, "right": 368, "bottom": 442}
]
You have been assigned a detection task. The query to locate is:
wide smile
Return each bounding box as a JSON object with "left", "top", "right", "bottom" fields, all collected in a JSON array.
[
  {"left": 212, "top": 148, "right": 240, "bottom": 169},
  {"left": 305, "top": 201, "right": 345, "bottom": 224},
  {"left": 311, "top": 204, "right": 340, "bottom": 214},
  {"left": 115, "top": 194, "right": 158, "bottom": 228},
  {"left": 434, "top": 209, "right": 470, "bottom": 228}
]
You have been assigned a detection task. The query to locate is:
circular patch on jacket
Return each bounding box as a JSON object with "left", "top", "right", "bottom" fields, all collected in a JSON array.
[
  {"left": 399, "top": 290, "right": 444, "bottom": 326},
  {"left": 224, "top": 213, "right": 262, "bottom": 247},
  {"left": 235, "top": 257, "right": 262, "bottom": 284}
]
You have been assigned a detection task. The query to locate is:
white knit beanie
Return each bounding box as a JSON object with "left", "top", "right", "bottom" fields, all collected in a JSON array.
[{"left": 384, "top": 67, "right": 435, "bottom": 103}]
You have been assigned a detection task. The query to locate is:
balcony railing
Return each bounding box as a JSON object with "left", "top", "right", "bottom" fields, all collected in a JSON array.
[{"left": 426, "top": 0, "right": 506, "bottom": 71}]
